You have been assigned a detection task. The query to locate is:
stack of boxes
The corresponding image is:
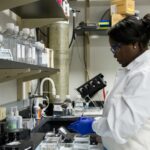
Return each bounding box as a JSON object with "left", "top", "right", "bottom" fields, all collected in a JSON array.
[{"left": 110, "top": 0, "right": 135, "bottom": 26}]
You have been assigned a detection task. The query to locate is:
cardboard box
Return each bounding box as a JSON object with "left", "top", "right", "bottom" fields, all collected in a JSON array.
[
  {"left": 111, "top": 0, "right": 135, "bottom": 15},
  {"left": 111, "top": 0, "right": 133, "bottom": 4},
  {"left": 111, "top": 14, "right": 126, "bottom": 26},
  {"left": 111, "top": 0, "right": 121, "bottom": 4}
]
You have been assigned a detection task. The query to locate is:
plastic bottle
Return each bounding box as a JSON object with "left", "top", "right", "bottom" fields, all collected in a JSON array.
[
  {"left": 74, "top": 95, "right": 84, "bottom": 116},
  {"left": 34, "top": 105, "right": 41, "bottom": 120},
  {"left": 35, "top": 42, "right": 45, "bottom": 66},
  {"left": 6, "top": 109, "right": 17, "bottom": 130},
  {"left": 67, "top": 103, "right": 73, "bottom": 116},
  {"left": 53, "top": 95, "right": 63, "bottom": 117},
  {"left": 65, "top": 95, "right": 73, "bottom": 116},
  {"left": 15, "top": 110, "right": 23, "bottom": 129}
]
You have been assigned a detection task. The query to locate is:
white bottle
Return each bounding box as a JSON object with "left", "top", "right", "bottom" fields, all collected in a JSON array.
[
  {"left": 15, "top": 110, "right": 23, "bottom": 129},
  {"left": 6, "top": 110, "right": 17, "bottom": 130},
  {"left": 65, "top": 95, "right": 73, "bottom": 115},
  {"left": 67, "top": 103, "right": 73, "bottom": 116},
  {"left": 74, "top": 95, "right": 84, "bottom": 116}
]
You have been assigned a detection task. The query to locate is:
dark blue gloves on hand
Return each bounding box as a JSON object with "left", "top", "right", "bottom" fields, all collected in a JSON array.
[{"left": 68, "top": 117, "right": 95, "bottom": 135}]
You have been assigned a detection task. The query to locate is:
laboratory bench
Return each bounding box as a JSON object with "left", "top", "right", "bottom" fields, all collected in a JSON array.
[
  {"left": 32, "top": 116, "right": 80, "bottom": 133},
  {"left": 0, "top": 117, "right": 103, "bottom": 149},
  {"left": 4, "top": 133, "right": 45, "bottom": 149},
  {"left": 32, "top": 108, "right": 103, "bottom": 133},
  {"left": 0, "top": 107, "right": 103, "bottom": 149}
]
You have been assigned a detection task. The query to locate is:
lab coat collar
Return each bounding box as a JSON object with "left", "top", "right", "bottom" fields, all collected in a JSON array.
[{"left": 125, "top": 49, "right": 150, "bottom": 71}]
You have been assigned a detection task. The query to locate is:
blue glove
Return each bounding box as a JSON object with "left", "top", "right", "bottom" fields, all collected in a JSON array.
[{"left": 68, "top": 117, "right": 95, "bottom": 135}]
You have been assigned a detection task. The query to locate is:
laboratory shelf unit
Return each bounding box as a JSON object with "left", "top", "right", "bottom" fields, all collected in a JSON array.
[
  {"left": 74, "top": 28, "right": 108, "bottom": 36},
  {"left": 0, "top": 0, "right": 39, "bottom": 11},
  {"left": 0, "top": 59, "right": 59, "bottom": 83},
  {"left": 11, "top": 0, "right": 68, "bottom": 28}
]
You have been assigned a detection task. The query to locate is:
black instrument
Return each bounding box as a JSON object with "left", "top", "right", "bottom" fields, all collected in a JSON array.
[{"left": 77, "top": 73, "right": 107, "bottom": 102}]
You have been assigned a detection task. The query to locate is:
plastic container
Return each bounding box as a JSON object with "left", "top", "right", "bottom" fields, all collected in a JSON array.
[
  {"left": 15, "top": 110, "right": 23, "bottom": 129},
  {"left": 42, "top": 48, "right": 49, "bottom": 67},
  {"left": 74, "top": 95, "right": 84, "bottom": 116},
  {"left": 35, "top": 42, "right": 45, "bottom": 66},
  {"left": 53, "top": 95, "right": 63, "bottom": 117},
  {"left": 65, "top": 95, "right": 73, "bottom": 116},
  {"left": 25, "top": 41, "right": 32, "bottom": 64},
  {"left": 34, "top": 105, "right": 42, "bottom": 120},
  {"left": 6, "top": 109, "right": 17, "bottom": 130},
  {"left": 66, "top": 103, "right": 73, "bottom": 116},
  {"left": 73, "top": 135, "right": 90, "bottom": 150}
]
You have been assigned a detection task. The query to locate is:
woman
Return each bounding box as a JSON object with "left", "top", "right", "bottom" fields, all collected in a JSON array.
[{"left": 69, "top": 14, "right": 150, "bottom": 150}]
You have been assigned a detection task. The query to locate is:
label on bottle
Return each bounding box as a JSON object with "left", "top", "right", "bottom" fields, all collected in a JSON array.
[
  {"left": 53, "top": 104, "right": 63, "bottom": 112},
  {"left": 0, "top": 48, "right": 13, "bottom": 60}
]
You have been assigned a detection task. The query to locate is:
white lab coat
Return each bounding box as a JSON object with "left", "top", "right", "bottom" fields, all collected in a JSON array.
[{"left": 92, "top": 50, "right": 150, "bottom": 150}]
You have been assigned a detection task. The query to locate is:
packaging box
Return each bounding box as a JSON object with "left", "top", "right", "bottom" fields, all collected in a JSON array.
[
  {"left": 110, "top": 0, "right": 135, "bottom": 15},
  {"left": 110, "top": 0, "right": 120, "bottom": 3},
  {"left": 111, "top": 0, "right": 133, "bottom": 4},
  {"left": 111, "top": 14, "right": 126, "bottom": 26}
]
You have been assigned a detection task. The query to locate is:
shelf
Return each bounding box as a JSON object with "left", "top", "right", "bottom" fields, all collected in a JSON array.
[
  {"left": 11, "top": 0, "right": 67, "bottom": 28},
  {"left": 0, "top": 59, "right": 59, "bottom": 82},
  {"left": 0, "top": 0, "right": 39, "bottom": 11},
  {"left": 75, "top": 28, "right": 108, "bottom": 36},
  {"left": 69, "top": 0, "right": 110, "bottom": 5}
]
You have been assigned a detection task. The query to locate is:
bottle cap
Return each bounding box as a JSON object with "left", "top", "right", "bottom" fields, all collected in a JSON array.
[
  {"left": 66, "top": 95, "right": 71, "bottom": 99},
  {"left": 56, "top": 95, "right": 60, "bottom": 99}
]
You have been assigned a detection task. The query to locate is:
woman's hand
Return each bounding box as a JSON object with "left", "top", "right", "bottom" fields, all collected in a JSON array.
[{"left": 68, "top": 117, "right": 95, "bottom": 135}]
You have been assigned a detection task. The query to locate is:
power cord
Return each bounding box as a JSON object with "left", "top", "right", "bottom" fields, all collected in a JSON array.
[{"left": 69, "top": 9, "right": 80, "bottom": 48}]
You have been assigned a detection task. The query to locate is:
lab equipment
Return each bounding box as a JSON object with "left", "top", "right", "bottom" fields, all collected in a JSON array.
[
  {"left": 40, "top": 77, "right": 56, "bottom": 97},
  {"left": 39, "top": 133, "right": 61, "bottom": 150},
  {"left": 74, "top": 95, "right": 84, "bottom": 116},
  {"left": 68, "top": 117, "right": 95, "bottom": 135},
  {"left": 58, "top": 126, "right": 74, "bottom": 141},
  {"left": 14, "top": 108, "right": 23, "bottom": 129},
  {"left": 53, "top": 95, "right": 63, "bottom": 117},
  {"left": 59, "top": 143, "right": 73, "bottom": 150},
  {"left": 76, "top": 73, "right": 106, "bottom": 102},
  {"left": 64, "top": 95, "right": 73, "bottom": 116},
  {"left": 6, "top": 108, "right": 17, "bottom": 130},
  {"left": 73, "top": 134, "right": 90, "bottom": 150}
]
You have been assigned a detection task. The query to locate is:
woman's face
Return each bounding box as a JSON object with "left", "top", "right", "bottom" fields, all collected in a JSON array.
[{"left": 109, "top": 37, "right": 141, "bottom": 67}]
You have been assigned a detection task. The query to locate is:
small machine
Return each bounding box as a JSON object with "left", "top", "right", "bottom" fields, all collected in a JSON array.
[{"left": 76, "top": 73, "right": 107, "bottom": 102}]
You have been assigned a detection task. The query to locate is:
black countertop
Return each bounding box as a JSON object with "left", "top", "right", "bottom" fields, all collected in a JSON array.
[{"left": 32, "top": 116, "right": 80, "bottom": 133}]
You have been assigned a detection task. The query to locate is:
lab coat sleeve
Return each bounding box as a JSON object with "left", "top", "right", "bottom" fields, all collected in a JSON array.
[{"left": 92, "top": 70, "right": 150, "bottom": 144}]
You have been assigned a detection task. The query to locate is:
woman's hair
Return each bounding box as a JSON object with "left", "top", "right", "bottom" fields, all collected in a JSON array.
[{"left": 108, "top": 14, "right": 150, "bottom": 48}]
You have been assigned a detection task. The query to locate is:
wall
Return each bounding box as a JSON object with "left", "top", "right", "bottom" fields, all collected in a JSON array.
[{"left": 69, "top": 0, "right": 150, "bottom": 100}]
